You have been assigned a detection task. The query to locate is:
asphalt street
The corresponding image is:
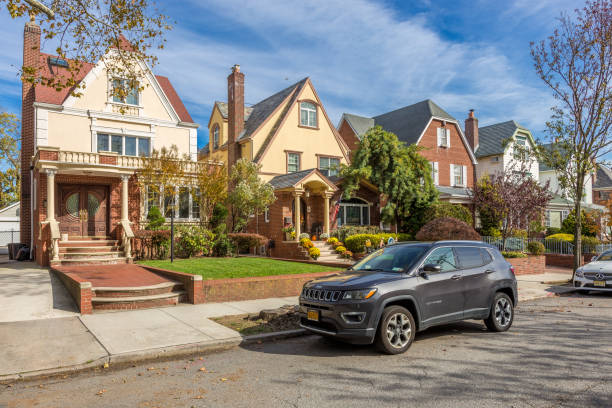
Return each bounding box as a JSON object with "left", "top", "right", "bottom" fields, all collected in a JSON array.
[{"left": 1, "top": 292, "right": 611, "bottom": 408}]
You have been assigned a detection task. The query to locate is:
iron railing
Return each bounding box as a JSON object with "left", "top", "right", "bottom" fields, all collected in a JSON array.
[{"left": 481, "top": 236, "right": 611, "bottom": 255}]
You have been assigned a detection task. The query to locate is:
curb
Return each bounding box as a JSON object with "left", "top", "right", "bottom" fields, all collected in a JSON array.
[
  {"left": 241, "top": 328, "right": 309, "bottom": 345},
  {"left": 0, "top": 338, "right": 241, "bottom": 384}
]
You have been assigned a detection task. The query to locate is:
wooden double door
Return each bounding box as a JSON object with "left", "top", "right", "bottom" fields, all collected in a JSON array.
[{"left": 58, "top": 185, "right": 109, "bottom": 237}]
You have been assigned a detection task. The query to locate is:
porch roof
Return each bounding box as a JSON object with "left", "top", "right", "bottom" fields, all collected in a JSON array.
[{"left": 268, "top": 168, "right": 338, "bottom": 192}]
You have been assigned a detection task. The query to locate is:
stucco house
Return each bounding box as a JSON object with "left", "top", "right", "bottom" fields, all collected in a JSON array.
[
  {"left": 19, "top": 21, "right": 199, "bottom": 266},
  {"left": 337, "top": 101, "right": 478, "bottom": 205},
  {"left": 199, "top": 66, "right": 380, "bottom": 257}
]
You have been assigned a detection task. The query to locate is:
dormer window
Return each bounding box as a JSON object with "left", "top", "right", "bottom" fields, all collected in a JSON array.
[
  {"left": 299, "top": 102, "right": 317, "bottom": 128},
  {"left": 213, "top": 125, "right": 220, "bottom": 149},
  {"left": 112, "top": 78, "right": 139, "bottom": 106}
]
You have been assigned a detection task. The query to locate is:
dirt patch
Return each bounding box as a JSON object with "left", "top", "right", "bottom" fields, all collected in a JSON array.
[{"left": 212, "top": 305, "right": 300, "bottom": 336}]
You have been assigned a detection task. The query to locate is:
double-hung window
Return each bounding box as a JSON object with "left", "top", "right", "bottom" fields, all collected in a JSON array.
[
  {"left": 514, "top": 135, "right": 528, "bottom": 161},
  {"left": 299, "top": 102, "right": 317, "bottom": 128},
  {"left": 430, "top": 162, "right": 439, "bottom": 185},
  {"left": 287, "top": 153, "right": 300, "bottom": 173},
  {"left": 97, "top": 133, "right": 151, "bottom": 157},
  {"left": 437, "top": 127, "right": 450, "bottom": 147},
  {"left": 451, "top": 164, "right": 467, "bottom": 187},
  {"left": 112, "top": 78, "right": 139, "bottom": 106},
  {"left": 213, "top": 126, "right": 219, "bottom": 149},
  {"left": 319, "top": 157, "right": 340, "bottom": 177},
  {"left": 146, "top": 186, "right": 200, "bottom": 221}
]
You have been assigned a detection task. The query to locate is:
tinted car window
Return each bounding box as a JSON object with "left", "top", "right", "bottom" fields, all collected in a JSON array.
[
  {"left": 422, "top": 247, "right": 457, "bottom": 273},
  {"left": 353, "top": 245, "right": 429, "bottom": 272},
  {"left": 481, "top": 248, "right": 493, "bottom": 265},
  {"left": 598, "top": 251, "right": 612, "bottom": 261},
  {"left": 455, "top": 247, "right": 485, "bottom": 269}
]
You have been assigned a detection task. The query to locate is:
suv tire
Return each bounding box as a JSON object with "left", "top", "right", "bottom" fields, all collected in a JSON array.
[
  {"left": 375, "top": 306, "right": 416, "bottom": 354},
  {"left": 484, "top": 292, "right": 514, "bottom": 332}
]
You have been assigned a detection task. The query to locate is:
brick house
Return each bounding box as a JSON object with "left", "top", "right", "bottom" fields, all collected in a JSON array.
[
  {"left": 337, "top": 100, "right": 478, "bottom": 205},
  {"left": 19, "top": 21, "right": 199, "bottom": 266},
  {"left": 200, "top": 66, "right": 380, "bottom": 257},
  {"left": 593, "top": 165, "right": 612, "bottom": 206}
]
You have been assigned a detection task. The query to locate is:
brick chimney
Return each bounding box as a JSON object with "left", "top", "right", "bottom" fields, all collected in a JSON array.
[
  {"left": 464, "top": 109, "right": 479, "bottom": 154},
  {"left": 20, "top": 21, "right": 41, "bottom": 246},
  {"left": 227, "top": 64, "right": 244, "bottom": 173}
]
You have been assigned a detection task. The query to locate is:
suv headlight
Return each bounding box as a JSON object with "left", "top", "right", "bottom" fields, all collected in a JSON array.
[
  {"left": 343, "top": 288, "right": 377, "bottom": 300},
  {"left": 575, "top": 268, "right": 584, "bottom": 278}
]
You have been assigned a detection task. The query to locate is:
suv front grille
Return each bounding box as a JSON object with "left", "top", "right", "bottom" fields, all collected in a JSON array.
[{"left": 302, "top": 288, "right": 342, "bottom": 302}]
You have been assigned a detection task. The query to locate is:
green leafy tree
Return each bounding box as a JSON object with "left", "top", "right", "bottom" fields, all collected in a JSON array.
[
  {"left": 193, "top": 162, "right": 227, "bottom": 227},
  {"left": 531, "top": 0, "right": 612, "bottom": 271},
  {"left": 227, "top": 158, "right": 276, "bottom": 233},
  {"left": 341, "top": 126, "right": 437, "bottom": 232},
  {"left": 2, "top": 0, "right": 171, "bottom": 102},
  {"left": 0, "top": 113, "right": 20, "bottom": 208},
  {"left": 561, "top": 209, "right": 600, "bottom": 237}
]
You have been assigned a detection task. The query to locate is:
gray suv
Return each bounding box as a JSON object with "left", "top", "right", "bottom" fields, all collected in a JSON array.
[{"left": 298, "top": 241, "right": 517, "bottom": 354}]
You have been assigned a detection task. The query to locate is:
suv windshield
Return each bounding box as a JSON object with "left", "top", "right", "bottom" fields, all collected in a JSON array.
[{"left": 352, "top": 245, "right": 429, "bottom": 273}]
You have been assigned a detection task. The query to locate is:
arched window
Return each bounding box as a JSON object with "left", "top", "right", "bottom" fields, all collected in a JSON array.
[
  {"left": 213, "top": 125, "right": 220, "bottom": 149},
  {"left": 299, "top": 102, "right": 317, "bottom": 128},
  {"left": 337, "top": 197, "right": 370, "bottom": 227}
]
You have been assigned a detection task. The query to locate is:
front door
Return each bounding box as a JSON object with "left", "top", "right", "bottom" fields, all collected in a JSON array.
[{"left": 58, "top": 185, "right": 108, "bottom": 237}]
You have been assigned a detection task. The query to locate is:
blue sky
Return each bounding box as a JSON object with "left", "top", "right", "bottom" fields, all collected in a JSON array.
[{"left": 0, "top": 0, "right": 596, "bottom": 154}]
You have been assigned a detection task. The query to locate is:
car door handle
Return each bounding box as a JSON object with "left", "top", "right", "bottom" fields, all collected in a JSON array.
[
  {"left": 485, "top": 269, "right": 495, "bottom": 274},
  {"left": 451, "top": 274, "right": 462, "bottom": 280}
]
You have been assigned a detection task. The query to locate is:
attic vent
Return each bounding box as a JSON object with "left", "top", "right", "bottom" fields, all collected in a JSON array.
[{"left": 48, "top": 57, "right": 69, "bottom": 68}]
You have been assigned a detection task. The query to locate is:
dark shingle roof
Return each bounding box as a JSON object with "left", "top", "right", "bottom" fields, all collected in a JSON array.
[
  {"left": 476, "top": 120, "right": 529, "bottom": 158},
  {"left": 199, "top": 144, "right": 209, "bottom": 155},
  {"left": 595, "top": 165, "right": 612, "bottom": 189},
  {"left": 241, "top": 78, "right": 309, "bottom": 141},
  {"left": 268, "top": 169, "right": 316, "bottom": 189},
  {"left": 341, "top": 113, "right": 375, "bottom": 139},
  {"left": 371, "top": 99, "right": 456, "bottom": 145}
]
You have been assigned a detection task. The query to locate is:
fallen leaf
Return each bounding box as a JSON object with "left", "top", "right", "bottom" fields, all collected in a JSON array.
[
  {"left": 199, "top": 357, "right": 203, "bottom": 361},
  {"left": 220, "top": 378, "right": 228, "bottom": 382},
  {"left": 194, "top": 396, "right": 204, "bottom": 399},
  {"left": 97, "top": 389, "right": 106, "bottom": 396},
  {"left": 103, "top": 363, "right": 109, "bottom": 369},
  {"left": 199, "top": 367, "right": 207, "bottom": 372}
]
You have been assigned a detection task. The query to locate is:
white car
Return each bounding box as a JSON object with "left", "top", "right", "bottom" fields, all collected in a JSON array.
[{"left": 574, "top": 250, "right": 612, "bottom": 292}]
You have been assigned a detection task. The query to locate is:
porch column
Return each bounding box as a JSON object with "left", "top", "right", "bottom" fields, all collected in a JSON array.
[
  {"left": 323, "top": 192, "right": 332, "bottom": 236},
  {"left": 293, "top": 191, "right": 302, "bottom": 241},
  {"left": 45, "top": 169, "right": 56, "bottom": 221},
  {"left": 121, "top": 174, "right": 130, "bottom": 221}
]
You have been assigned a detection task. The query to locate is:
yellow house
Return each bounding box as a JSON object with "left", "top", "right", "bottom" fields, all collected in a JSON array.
[
  {"left": 200, "top": 66, "right": 380, "bottom": 257},
  {"left": 20, "top": 22, "right": 199, "bottom": 266}
]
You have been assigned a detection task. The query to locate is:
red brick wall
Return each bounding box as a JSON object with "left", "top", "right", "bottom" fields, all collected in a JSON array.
[
  {"left": 593, "top": 190, "right": 610, "bottom": 206},
  {"left": 141, "top": 266, "right": 204, "bottom": 304},
  {"left": 545, "top": 253, "right": 595, "bottom": 268},
  {"left": 199, "top": 270, "right": 337, "bottom": 303},
  {"left": 338, "top": 120, "right": 361, "bottom": 158},
  {"left": 507, "top": 255, "right": 546, "bottom": 275},
  {"left": 20, "top": 23, "right": 41, "bottom": 245},
  {"left": 418, "top": 119, "right": 474, "bottom": 188},
  {"left": 39, "top": 150, "right": 59, "bottom": 161},
  {"left": 52, "top": 269, "right": 93, "bottom": 314}
]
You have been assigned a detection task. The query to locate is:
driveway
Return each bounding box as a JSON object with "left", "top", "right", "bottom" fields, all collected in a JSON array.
[
  {"left": 0, "top": 261, "right": 78, "bottom": 322},
  {"left": 2, "top": 293, "right": 611, "bottom": 407}
]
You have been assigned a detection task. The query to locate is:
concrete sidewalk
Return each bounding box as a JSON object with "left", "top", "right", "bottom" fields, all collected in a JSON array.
[{"left": 0, "top": 267, "right": 574, "bottom": 381}]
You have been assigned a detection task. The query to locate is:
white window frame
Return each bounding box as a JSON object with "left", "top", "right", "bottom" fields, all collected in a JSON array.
[
  {"left": 451, "top": 164, "right": 466, "bottom": 187},
  {"left": 437, "top": 127, "right": 450, "bottom": 148},
  {"left": 545, "top": 210, "right": 551, "bottom": 227},
  {"left": 97, "top": 133, "right": 151, "bottom": 157},
  {"left": 264, "top": 208, "right": 270, "bottom": 223},
  {"left": 287, "top": 153, "right": 300, "bottom": 173},
  {"left": 299, "top": 102, "right": 317, "bottom": 128},
  {"left": 145, "top": 185, "right": 200, "bottom": 222},
  {"left": 337, "top": 198, "right": 370, "bottom": 227},
  {"left": 319, "top": 156, "right": 340, "bottom": 177},
  {"left": 431, "top": 162, "right": 439, "bottom": 185},
  {"left": 111, "top": 78, "right": 140, "bottom": 106}
]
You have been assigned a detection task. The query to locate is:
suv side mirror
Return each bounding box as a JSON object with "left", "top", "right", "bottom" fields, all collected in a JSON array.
[{"left": 423, "top": 263, "right": 441, "bottom": 273}]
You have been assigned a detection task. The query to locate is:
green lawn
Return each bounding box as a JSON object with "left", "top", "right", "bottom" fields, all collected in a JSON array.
[{"left": 138, "top": 257, "right": 341, "bottom": 280}]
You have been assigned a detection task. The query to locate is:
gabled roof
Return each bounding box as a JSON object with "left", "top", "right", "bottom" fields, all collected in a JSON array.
[
  {"left": 33, "top": 53, "right": 195, "bottom": 123},
  {"left": 268, "top": 168, "right": 337, "bottom": 191},
  {"left": 595, "top": 164, "right": 612, "bottom": 189},
  {"left": 242, "top": 78, "right": 309, "bottom": 142},
  {"left": 372, "top": 99, "right": 456, "bottom": 145},
  {"left": 476, "top": 120, "right": 530, "bottom": 158},
  {"left": 213, "top": 101, "right": 254, "bottom": 122},
  {"left": 339, "top": 113, "right": 375, "bottom": 139}
]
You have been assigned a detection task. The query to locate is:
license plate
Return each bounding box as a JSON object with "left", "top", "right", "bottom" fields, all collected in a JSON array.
[
  {"left": 307, "top": 309, "right": 319, "bottom": 321},
  {"left": 593, "top": 280, "right": 606, "bottom": 287}
]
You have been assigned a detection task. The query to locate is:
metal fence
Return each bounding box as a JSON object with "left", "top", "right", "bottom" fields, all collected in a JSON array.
[
  {"left": 0, "top": 229, "right": 20, "bottom": 255},
  {"left": 480, "top": 236, "right": 611, "bottom": 255}
]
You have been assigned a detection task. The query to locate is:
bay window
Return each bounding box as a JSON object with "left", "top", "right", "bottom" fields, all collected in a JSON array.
[{"left": 337, "top": 197, "right": 370, "bottom": 227}]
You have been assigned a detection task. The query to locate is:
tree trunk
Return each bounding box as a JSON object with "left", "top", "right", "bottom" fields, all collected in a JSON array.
[{"left": 573, "top": 175, "right": 584, "bottom": 278}]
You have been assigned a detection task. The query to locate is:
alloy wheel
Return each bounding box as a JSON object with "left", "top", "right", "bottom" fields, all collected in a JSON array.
[
  {"left": 494, "top": 297, "right": 512, "bottom": 327},
  {"left": 386, "top": 312, "right": 412, "bottom": 349}
]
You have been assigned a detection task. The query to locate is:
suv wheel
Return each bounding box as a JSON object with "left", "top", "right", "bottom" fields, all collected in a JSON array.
[
  {"left": 485, "top": 292, "right": 514, "bottom": 332},
  {"left": 375, "top": 306, "right": 415, "bottom": 354}
]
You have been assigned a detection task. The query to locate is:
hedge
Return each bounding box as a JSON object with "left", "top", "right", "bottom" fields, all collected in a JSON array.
[
  {"left": 228, "top": 233, "right": 269, "bottom": 253},
  {"left": 344, "top": 233, "right": 399, "bottom": 253}
]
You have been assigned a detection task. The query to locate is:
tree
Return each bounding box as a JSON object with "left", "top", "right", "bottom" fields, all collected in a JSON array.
[
  {"left": 3, "top": 0, "right": 171, "bottom": 101},
  {"left": 193, "top": 162, "right": 228, "bottom": 227},
  {"left": 341, "top": 126, "right": 438, "bottom": 233},
  {"left": 531, "top": 1, "right": 612, "bottom": 271},
  {"left": 472, "top": 164, "right": 552, "bottom": 250},
  {"left": 0, "top": 113, "right": 20, "bottom": 208},
  {"left": 561, "top": 209, "right": 601, "bottom": 237},
  {"left": 227, "top": 158, "right": 276, "bottom": 233}
]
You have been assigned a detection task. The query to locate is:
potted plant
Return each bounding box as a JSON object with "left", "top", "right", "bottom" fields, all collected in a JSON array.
[{"left": 282, "top": 225, "right": 295, "bottom": 241}]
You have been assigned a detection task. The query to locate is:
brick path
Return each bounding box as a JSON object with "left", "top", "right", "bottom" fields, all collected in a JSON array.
[{"left": 54, "top": 264, "right": 172, "bottom": 288}]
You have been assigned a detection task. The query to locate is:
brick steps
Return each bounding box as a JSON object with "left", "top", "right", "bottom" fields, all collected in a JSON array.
[
  {"left": 93, "top": 282, "right": 183, "bottom": 298},
  {"left": 53, "top": 257, "right": 128, "bottom": 265},
  {"left": 54, "top": 237, "right": 127, "bottom": 266},
  {"left": 92, "top": 291, "right": 188, "bottom": 311},
  {"left": 61, "top": 240, "right": 120, "bottom": 247},
  {"left": 60, "top": 246, "right": 122, "bottom": 253}
]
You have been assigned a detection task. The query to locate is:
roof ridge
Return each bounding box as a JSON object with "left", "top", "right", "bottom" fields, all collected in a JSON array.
[{"left": 250, "top": 77, "right": 308, "bottom": 108}]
